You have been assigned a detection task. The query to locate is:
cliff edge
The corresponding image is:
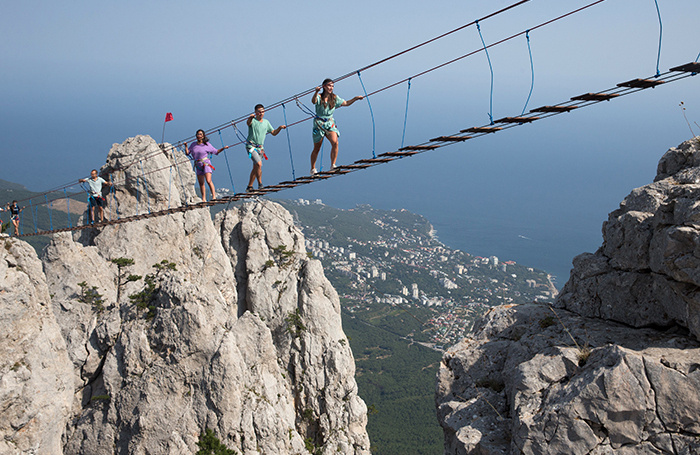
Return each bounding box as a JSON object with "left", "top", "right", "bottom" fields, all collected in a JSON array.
[
  {"left": 436, "top": 137, "right": 700, "bottom": 454},
  {"left": 0, "top": 135, "right": 370, "bottom": 454}
]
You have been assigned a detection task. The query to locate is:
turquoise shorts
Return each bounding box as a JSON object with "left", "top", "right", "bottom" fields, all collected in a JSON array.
[{"left": 312, "top": 118, "right": 339, "bottom": 144}]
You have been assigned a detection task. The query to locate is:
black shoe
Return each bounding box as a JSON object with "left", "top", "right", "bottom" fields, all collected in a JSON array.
[{"left": 246, "top": 186, "right": 254, "bottom": 192}]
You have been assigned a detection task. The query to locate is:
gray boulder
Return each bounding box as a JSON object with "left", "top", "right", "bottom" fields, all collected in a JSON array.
[
  {"left": 436, "top": 137, "right": 700, "bottom": 454},
  {"left": 0, "top": 238, "right": 74, "bottom": 455}
]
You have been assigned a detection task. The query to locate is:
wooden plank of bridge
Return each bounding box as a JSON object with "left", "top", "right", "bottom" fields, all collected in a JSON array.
[
  {"left": 530, "top": 105, "right": 577, "bottom": 113},
  {"left": 459, "top": 126, "right": 503, "bottom": 134},
  {"left": 616, "top": 78, "right": 665, "bottom": 89},
  {"left": 429, "top": 136, "right": 472, "bottom": 143},
  {"left": 495, "top": 116, "right": 540, "bottom": 123},
  {"left": 670, "top": 62, "right": 700, "bottom": 73},
  {"left": 571, "top": 92, "right": 619, "bottom": 102}
]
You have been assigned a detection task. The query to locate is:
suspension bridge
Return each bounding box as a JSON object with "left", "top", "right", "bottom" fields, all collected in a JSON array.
[{"left": 8, "top": 0, "right": 699, "bottom": 238}]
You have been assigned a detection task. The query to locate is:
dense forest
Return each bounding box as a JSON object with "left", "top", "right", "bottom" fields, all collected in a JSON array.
[{"left": 342, "top": 312, "right": 444, "bottom": 454}]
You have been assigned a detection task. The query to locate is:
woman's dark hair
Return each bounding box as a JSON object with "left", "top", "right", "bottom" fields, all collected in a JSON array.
[
  {"left": 254, "top": 104, "right": 264, "bottom": 111},
  {"left": 320, "top": 78, "right": 336, "bottom": 110},
  {"left": 196, "top": 129, "right": 209, "bottom": 144},
  {"left": 12, "top": 200, "right": 17, "bottom": 205}
]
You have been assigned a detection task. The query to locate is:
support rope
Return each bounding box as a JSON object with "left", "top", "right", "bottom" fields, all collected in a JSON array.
[
  {"left": 521, "top": 30, "right": 535, "bottom": 116},
  {"left": 476, "top": 20, "right": 495, "bottom": 125},
  {"left": 357, "top": 71, "right": 377, "bottom": 158},
  {"left": 218, "top": 130, "right": 236, "bottom": 194},
  {"left": 654, "top": 0, "right": 662, "bottom": 77},
  {"left": 282, "top": 103, "right": 296, "bottom": 180},
  {"left": 401, "top": 78, "right": 412, "bottom": 149}
]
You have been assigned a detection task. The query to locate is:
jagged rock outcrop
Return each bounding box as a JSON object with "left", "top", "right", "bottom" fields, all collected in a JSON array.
[
  {"left": 1, "top": 135, "right": 369, "bottom": 454},
  {"left": 0, "top": 237, "right": 74, "bottom": 455},
  {"left": 436, "top": 137, "right": 700, "bottom": 454}
]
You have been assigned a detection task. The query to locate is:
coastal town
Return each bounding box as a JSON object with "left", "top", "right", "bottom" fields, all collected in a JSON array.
[{"left": 279, "top": 198, "right": 557, "bottom": 349}]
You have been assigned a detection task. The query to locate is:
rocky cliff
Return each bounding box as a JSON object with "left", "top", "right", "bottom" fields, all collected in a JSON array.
[
  {"left": 0, "top": 135, "right": 370, "bottom": 454},
  {"left": 436, "top": 137, "right": 700, "bottom": 454}
]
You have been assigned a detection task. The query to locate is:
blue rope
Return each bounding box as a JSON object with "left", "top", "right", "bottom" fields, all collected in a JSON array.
[
  {"left": 695, "top": 51, "right": 699, "bottom": 62},
  {"left": 401, "top": 78, "right": 412, "bottom": 149},
  {"left": 282, "top": 103, "right": 296, "bottom": 180},
  {"left": 218, "top": 130, "right": 236, "bottom": 194},
  {"left": 295, "top": 98, "right": 316, "bottom": 118},
  {"left": 521, "top": 31, "right": 535, "bottom": 116},
  {"left": 476, "top": 20, "right": 495, "bottom": 125},
  {"left": 45, "top": 195, "right": 53, "bottom": 231},
  {"left": 64, "top": 188, "right": 72, "bottom": 228},
  {"left": 654, "top": 0, "right": 662, "bottom": 77},
  {"left": 79, "top": 181, "right": 95, "bottom": 225},
  {"left": 139, "top": 160, "right": 151, "bottom": 214},
  {"left": 357, "top": 71, "right": 376, "bottom": 158}
]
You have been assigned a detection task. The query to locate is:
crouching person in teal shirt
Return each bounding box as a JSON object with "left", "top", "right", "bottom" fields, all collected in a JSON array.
[{"left": 245, "top": 104, "right": 286, "bottom": 192}]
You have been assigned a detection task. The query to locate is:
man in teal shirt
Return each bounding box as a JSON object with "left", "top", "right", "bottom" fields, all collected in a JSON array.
[{"left": 246, "top": 104, "right": 286, "bottom": 192}]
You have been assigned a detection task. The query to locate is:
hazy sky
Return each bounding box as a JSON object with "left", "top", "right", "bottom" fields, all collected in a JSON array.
[{"left": 2, "top": 0, "right": 700, "bottom": 283}]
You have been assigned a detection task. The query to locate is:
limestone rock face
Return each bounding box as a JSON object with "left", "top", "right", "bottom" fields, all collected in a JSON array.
[
  {"left": 0, "top": 238, "right": 73, "bottom": 455},
  {"left": 0, "top": 135, "right": 369, "bottom": 454},
  {"left": 436, "top": 138, "right": 700, "bottom": 454},
  {"left": 557, "top": 137, "right": 700, "bottom": 338},
  {"left": 436, "top": 304, "right": 700, "bottom": 455}
]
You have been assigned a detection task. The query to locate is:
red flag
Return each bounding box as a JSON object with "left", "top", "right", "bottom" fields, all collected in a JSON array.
[{"left": 165, "top": 112, "right": 173, "bottom": 122}]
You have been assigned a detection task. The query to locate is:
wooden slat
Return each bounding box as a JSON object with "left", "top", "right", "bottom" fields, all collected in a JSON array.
[
  {"left": 670, "top": 62, "right": 700, "bottom": 73},
  {"left": 616, "top": 78, "right": 664, "bottom": 89},
  {"left": 530, "top": 105, "right": 577, "bottom": 113},
  {"left": 429, "top": 135, "right": 472, "bottom": 142},
  {"left": 459, "top": 126, "right": 503, "bottom": 134},
  {"left": 495, "top": 116, "right": 540, "bottom": 124},
  {"left": 335, "top": 164, "right": 371, "bottom": 170},
  {"left": 355, "top": 158, "right": 393, "bottom": 164},
  {"left": 398, "top": 145, "right": 439, "bottom": 151},
  {"left": 571, "top": 92, "right": 619, "bottom": 101},
  {"left": 377, "top": 151, "right": 418, "bottom": 157}
]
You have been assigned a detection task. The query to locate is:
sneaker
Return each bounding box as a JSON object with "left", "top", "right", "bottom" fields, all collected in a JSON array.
[
  {"left": 310, "top": 168, "right": 317, "bottom": 175},
  {"left": 258, "top": 183, "right": 264, "bottom": 190},
  {"left": 331, "top": 164, "right": 337, "bottom": 170},
  {"left": 246, "top": 186, "right": 254, "bottom": 192}
]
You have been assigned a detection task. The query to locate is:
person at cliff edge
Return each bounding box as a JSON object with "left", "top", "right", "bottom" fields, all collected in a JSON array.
[
  {"left": 79, "top": 170, "right": 112, "bottom": 224},
  {"left": 245, "top": 104, "right": 286, "bottom": 192},
  {"left": 6, "top": 201, "right": 23, "bottom": 236},
  {"left": 309, "top": 78, "right": 364, "bottom": 174},
  {"left": 184, "top": 129, "right": 227, "bottom": 202}
]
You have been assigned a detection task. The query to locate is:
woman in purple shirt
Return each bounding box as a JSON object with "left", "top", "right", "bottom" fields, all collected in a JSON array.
[{"left": 184, "top": 129, "right": 227, "bottom": 202}]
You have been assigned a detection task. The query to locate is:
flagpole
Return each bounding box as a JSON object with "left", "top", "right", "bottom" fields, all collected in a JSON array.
[{"left": 162, "top": 113, "right": 173, "bottom": 145}]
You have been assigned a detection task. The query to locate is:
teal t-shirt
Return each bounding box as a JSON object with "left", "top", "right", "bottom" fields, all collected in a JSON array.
[
  {"left": 247, "top": 118, "right": 274, "bottom": 146},
  {"left": 314, "top": 94, "right": 345, "bottom": 119}
]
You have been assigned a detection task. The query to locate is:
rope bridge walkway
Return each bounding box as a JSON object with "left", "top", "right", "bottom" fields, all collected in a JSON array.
[
  {"left": 15, "top": 62, "right": 699, "bottom": 238},
  {"left": 8, "top": 0, "right": 699, "bottom": 238}
]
